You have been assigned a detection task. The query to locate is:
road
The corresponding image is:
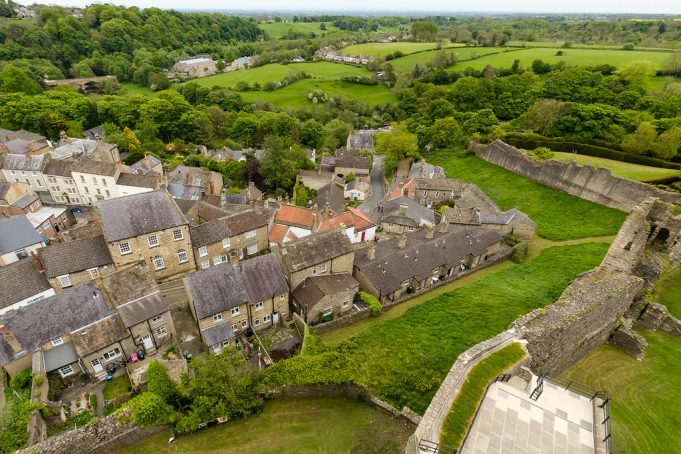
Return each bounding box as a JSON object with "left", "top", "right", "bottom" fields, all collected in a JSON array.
[{"left": 357, "top": 155, "right": 385, "bottom": 219}]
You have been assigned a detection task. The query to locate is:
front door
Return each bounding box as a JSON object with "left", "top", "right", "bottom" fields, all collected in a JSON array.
[
  {"left": 91, "top": 358, "right": 104, "bottom": 374},
  {"left": 361, "top": 231, "right": 366, "bottom": 241},
  {"left": 142, "top": 335, "right": 154, "bottom": 351},
  {"left": 273, "top": 311, "right": 279, "bottom": 323}
]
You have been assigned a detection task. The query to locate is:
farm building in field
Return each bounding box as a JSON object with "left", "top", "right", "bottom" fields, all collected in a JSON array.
[{"left": 172, "top": 57, "right": 217, "bottom": 78}]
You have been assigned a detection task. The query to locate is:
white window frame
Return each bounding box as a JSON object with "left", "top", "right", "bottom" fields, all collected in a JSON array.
[
  {"left": 201, "top": 259, "right": 210, "bottom": 269},
  {"left": 147, "top": 235, "right": 159, "bottom": 248},
  {"left": 246, "top": 243, "right": 258, "bottom": 256},
  {"left": 254, "top": 318, "right": 260, "bottom": 327},
  {"left": 222, "top": 238, "right": 230, "bottom": 248},
  {"left": 231, "top": 307, "right": 240, "bottom": 316},
  {"left": 213, "top": 313, "right": 223, "bottom": 322},
  {"left": 255, "top": 302, "right": 264, "bottom": 311},
  {"left": 198, "top": 246, "right": 208, "bottom": 257},
  {"left": 51, "top": 337, "right": 64, "bottom": 346},
  {"left": 103, "top": 347, "right": 121, "bottom": 361},
  {"left": 178, "top": 249, "right": 188, "bottom": 264},
  {"left": 244, "top": 229, "right": 257, "bottom": 239},
  {"left": 343, "top": 299, "right": 350, "bottom": 308},
  {"left": 263, "top": 314, "right": 271, "bottom": 323},
  {"left": 323, "top": 307, "right": 333, "bottom": 316},
  {"left": 151, "top": 315, "right": 163, "bottom": 324},
  {"left": 119, "top": 242, "right": 131, "bottom": 255},
  {"left": 152, "top": 255, "right": 165, "bottom": 271},
  {"left": 240, "top": 319, "right": 248, "bottom": 328},
  {"left": 58, "top": 365, "right": 74, "bottom": 377},
  {"left": 57, "top": 274, "right": 72, "bottom": 288},
  {"left": 155, "top": 326, "right": 168, "bottom": 337},
  {"left": 213, "top": 256, "right": 224, "bottom": 266},
  {"left": 173, "top": 229, "right": 183, "bottom": 241},
  {"left": 232, "top": 323, "right": 238, "bottom": 331}
]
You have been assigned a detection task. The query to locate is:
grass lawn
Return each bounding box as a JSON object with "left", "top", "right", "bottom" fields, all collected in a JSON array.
[
  {"left": 562, "top": 329, "right": 681, "bottom": 453},
  {"left": 241, "top": 78, "right": 398, "bottom": 108},
  {"left": 111, "top": 397, "right": 414, "bottom": 454},
  {"left": 121, "top": 83, "right": 156, "bottom": 97},
  {"left": 655, "top": 267, "right": 681, "bottom": 319},
  {"left": 193, "top": 62, "right": 374, "bottom": 89},
  {"left": 447, "top": 47, "right": 674, "bottom": 72},
  {"left": 346, "top": 242, "right": 609, "bottom": 414},
  {"left": 102, "top": 375, "right": 131, "bottom": 400},
  {"left": 428, "top": 150, "right": 627, "bottom": 240},
  {"left": 551, "top": 152, "right": 681, "bottom": 182},
  {"left": 260, "top": 21, "right": 338, "bottom": 38},
  {"left": 440, "top": 343, "right": 527, "bottom": 449}
]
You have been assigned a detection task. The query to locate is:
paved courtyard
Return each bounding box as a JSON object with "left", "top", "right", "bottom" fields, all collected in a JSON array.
[{"left": 461, "top": 376, "right": 597, "bottom": 454}]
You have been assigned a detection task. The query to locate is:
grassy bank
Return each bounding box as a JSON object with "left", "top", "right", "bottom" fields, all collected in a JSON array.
[
  {"left": 552, "top": 152, "right": 681, "bottom": 182},
  {"left": 440, "top": 343, "right": 527, "bottom": 449},
  {"left": 655, "top": 267, "right": 681, "bottom": 319},
  {"left": 563, "top": 329, "right": 681, "bottom": 453},
  {"left": 347, "top": 242, "right": 608, "bottom": 414},
  {"left": 111, "top": 397, "right": 413, "bottom": 454},
  {"left": 429, "top": 151, "right": 627, "bottom": 240}
]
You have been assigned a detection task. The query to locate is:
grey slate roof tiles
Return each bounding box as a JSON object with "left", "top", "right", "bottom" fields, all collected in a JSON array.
[
  {"left": 0, "top": 259, "right": 52, "bottom": 311},
  {"left": 279, "top": 230, "right": 354, "bottom": 273},
  {"left": 292, "top": 273, "right": 359, "bottom": 310},
  {"left": 0, "top": 216, "right": 44, "bottom": 254},
  {"left": 38, "top": 235, "right": 113, "bottom": 278},
  {"left": 190, "top": 210, "right": 267, "bottom": 248}
]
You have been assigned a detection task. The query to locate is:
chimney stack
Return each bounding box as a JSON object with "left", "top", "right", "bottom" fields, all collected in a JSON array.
[
  {"left": 0, "top": 324, "right": 22, "bottom": 353},
  {"left": 398, "top": 203, "right": 408, "bottom": 216},
  {"left": 367, "top": 241, "right": 376, "bottom": 260},
  {"left": 229, "top": 249, "right": 240, "bottom": 267},
  {"left": 398, "top": 232, "right": 407, "bottom": 249},
  {"left": 419, "top": 162, "right": 425, "bottom": 178},
  {"left": 30, "top": 251, "right": 43, "bottom": 271},
  {"left": 425, "top": 224, "right": 434, "bottom": 240},
  {"left": 93, "top": 276, "right": 116, "bottom": 310},
  {"left": 440, "top": 217, "right": 449, "bottom": 233}
]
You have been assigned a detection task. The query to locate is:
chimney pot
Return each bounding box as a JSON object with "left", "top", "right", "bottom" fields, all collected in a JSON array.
[
  {"left": 425, "top": 224, "right": 434, "bottom": 240},
  {"left": 30, "top": 251, "right": 43, "bottom": 271},
  {"left": 0, "top": 324, "right": 22, "bottom": 353}
]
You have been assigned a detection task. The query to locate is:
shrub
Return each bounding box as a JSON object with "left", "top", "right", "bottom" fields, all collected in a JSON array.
[
  {"left": 89, "top": 394, "right": 97, "bottom": 410},
  {"left": 359, "top": 291, "right": 382, "bottom": 316},
  {"left": 124, "top": 392, "right": 171, "bottom": 428},
  {"left": 531, "top": 146, "right": 554, "bottom": 160},
  {"left": 511, "top": 241, "right": 529, "bottom": 263},
  {"left": 146, "top": 360, "right": 179, "bottom": 406},
  {"left": 9, "top": 369, "right": 32, "bottom": 394},
  {"left": 263, "top": 351, "right": 364, "bottom": 387}
]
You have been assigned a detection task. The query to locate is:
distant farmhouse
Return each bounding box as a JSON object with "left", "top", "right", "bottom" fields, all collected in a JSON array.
[{"left": 172, "top": 57, "right": 217, "bottom": 78}]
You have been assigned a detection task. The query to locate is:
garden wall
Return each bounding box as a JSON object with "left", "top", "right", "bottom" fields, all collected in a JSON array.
[
  {"left": 473, "top": 140, "right": 681, "bottom": 212},
  {"left": 309, "top": 307, "right": 370, "bottom": 334}
]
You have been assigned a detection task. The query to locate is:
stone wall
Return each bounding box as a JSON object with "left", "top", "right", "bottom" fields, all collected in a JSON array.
[
  {"left": 473, "top": 140, "right": 681, "bottom": 212},
  {"left": 16, "top": 409, "right": 164, "bottom": 454},
  {"left": 309, "top": 306, "right": 370, "bottom": 334},
  {"left": 637, "top": 302, "right": 681, "bottom": 338}
]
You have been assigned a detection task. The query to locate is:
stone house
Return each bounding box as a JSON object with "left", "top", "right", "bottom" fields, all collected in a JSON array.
[
  {"left": 412, "top": 177, "right": 467, "bottom": 208},
  {"left": 291, "top": 273, "right": 359, "bottom": 325},
  {"left": 344, "top": 180, "right": 371, "bottom": 201},
  {"left": 276, "top": 229, "right": 355, "bottom": 290},
  {"left": 168, "top": 166, "right": 223, "bottom": 199},
  {"left": 0, "top": 283, "right": 117, "bottom": 378},
  {"left": 388, "top": 178, "right": 416, "bottom": 200},
  {"left": 0, "top": 181, "right": 33, "bottom": 209},
  {"left": 353, "top": 225, "right": 503, "bottom": 303},
  {"left": 297, "top": 169, "right": 342, "bottom": 191},
  {"left": 0, "top": 215, "right": 46, "bottom": 266},
  {"left": 52, "top": 135, "right": 120, "bottom": 164},
  {"left": 43, "top": 159, "right": 82, "bottom": 205},
  {"left": 0, "top": 154, "right": 48, "bottom": 197},
  {"left": 347, "top": 131, "right": 374, "bottom": 150},
  {"left": 313, "top": 183, "right": 346, "bottom": 214},
  {"left": 0, "top": 129, "right": 50, "bottom": 156},
  {"left": 380, "top": 196, "right": 436, "bottom": 234},
  {"left": 443, "top": 207, "right": 537, "bottom": 240},
  {"left": 408, "top": 160, "right": 445, "bottom": 180},
  {"left": 38, "top": 235, "right": 114, "bottom": 293},
  {"left": 97, "top": 191, "right": 196, "bottom": 281},
  {"left": 333, "top": 156, "right": 371, "bottom": 181},
  {"left": 0, "top": 258, "right": 54, "bottom": 316},
  {"left": 317, "top": 207, "right": 377, "bottom": 244},
  {"left": 184, "top": 254, "right": 289, "bottom": 353},
  {"left": 240, "top": 182, "right": 263, "bottom": 205},
  {"left": 71, "top": 160, "right": 121, "bottom": 205},
  {"left": 130, "top": 155, "right": 163, "bottom": 176},
  {"left": 172, "top": 57, "right": 217, "bottom": 78},
  {"left": 190, "top": 210, "right": 269, "bottom": 270},
  {"left": 24, "top": 204, "right": 76, "bottom": 239}
]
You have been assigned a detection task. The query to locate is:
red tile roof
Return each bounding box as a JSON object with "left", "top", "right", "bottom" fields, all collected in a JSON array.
[
  {"left": 318, "top": 208, "right": 375, "bottom": 233},
  {"left": 269, "top": 224, "right": 288, "bottom": 243},
  {"left": 274, "top": 205, "right": 317, "bottom": 229}
]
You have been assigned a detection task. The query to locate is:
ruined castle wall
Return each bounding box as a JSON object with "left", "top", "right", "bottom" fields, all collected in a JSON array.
[{"left": 474, "top": 141, "right": 681, "bottom": 212}]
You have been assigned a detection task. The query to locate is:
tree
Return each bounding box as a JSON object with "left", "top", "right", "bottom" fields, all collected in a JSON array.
[
  {"left": 622, "top": 122, "right": 657, "bottom": 154},
  {"left": 300, "top": 119, "right": 325, "bottom": 150},
  {"left": 428, "top": 117, "right": 463, "bottom": 149},
  {"left": 663, "top": 53, "right": 681, "bottom": 76},
  {"left": 293, "top": 182, "right": 316, "bottom": 207},
  {"left": 123, "top": 127, "right": 140, "bottom": 153},
  {"left": 228, "top": 113, "right": 260, "bottom": 147},
  {"left": 320, "top": 23, "right": 327, "bottom": 31},
  {"left": 652, "top": 127, "right": 681, "bottom": 159},
  {"left": 375, "top": 124, "right": 419, "bottom": 177},
  {"left": 411, "top": 21, "right": 438, "bottom": 41},
  {"left": 531, "top": 59, "right": 551, "bottom": 74},
  {"left": 617, "top": 61, "right": 657, "bottom": 87},
  {"left": 259, "top": 136, "right": 312, "bottom": 193},
  {"left": 523, "top": 99, "right": 567, "bottom": 136},
  {"left": 146, "top": 360, "right": 179, "bottom": 406},
  {"left": 125, "top": 392, "right": 171, "bottom": 428},
  {"left": 0, "top": 64, "right": 43, "bottom": 95}
]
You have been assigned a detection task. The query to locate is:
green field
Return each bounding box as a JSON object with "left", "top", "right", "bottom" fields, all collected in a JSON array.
[
  {"left": 111, "top": 397, "right": 413, "bottom": 454},
  {"left": 121, "top": 83, "right": 156, "bottom": 97},
  {"left": 440, "top": 343, "right": 527, "bottom": 449},
  {"left": 563, "top": 329, "right": 681, "bottom": 453},
  {"left": 341, "top": 42, "right": 463, "bottom": 58},
  {"left": 192, "top": 61, "right": 374, "bottom": 89},
  {"left": 347, "top": 242, "right": 608, "bottom": 413},
  {"left": 506, "top": 41, "right": 676, "bottom": 51},
  {"left": 389, "top": 47, "right": 503, "bottom": 74},
  {"left": 551, "top": 152, "right": 681, "bottom": 182},
  {"left": 656, "top": 267, "right": 681, "bottom": 319},
  {"left": 447, "top": 47, "right": 674, "bottom": 72},
  {"left": 241, "top": 78, "right": 397, "bottom": 108},
  {"left": 259, "top": 21, "right": 338, "bottom": 38},
  {"left": 429, "top": 151, "right": 627, "bottom": 240}
]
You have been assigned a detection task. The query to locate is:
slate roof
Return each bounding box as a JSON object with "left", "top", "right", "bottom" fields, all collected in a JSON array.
[
  {"left": 0, "top": 129, "right": 45, "bottom": 143},
  {"left": 298, "top": 169, "right": 336, "bottom": 180},
  {"left": 100, "top": 262, "right": 158, "bottom": 306},
  {"left": 71, "top": 160, "right": 118, "bottom": 177},
  {"left": 130, "top": 155, "right": 161, "bottom": 175},
  {"left": 185, "top": 253, "right": 288, "bottom": 319},
  {"left": 409, "top": 161, "right": 445, "bottom": 179},
  {"left": 456, "top": 184, "right": 500, "bottom": 212},
  {"left": 97, "top": 191, "right": 187, "bottom": 242},
  {"left": 0, "top": 216, "right": 44, "bottom": 254},
  {"left": 116, "top": 291, "right": 169, "bottom": 328},
  {"left": 1, "top": 154, "right": 45, "bottom": 172},
  {"left": 116, "top": 173, "right": 158, "bottom": 189},
  {"left": 224, "top": 193, "right": 247, "bottom": 205},
  {"left": 413, "top": 177, "right": 467, "bottom": 193},
  {"left": 383, "top": 196, "right": 435, "bottom": 227},
  {"left": 201, "top": 321, "right": 235, "bottom": 346},
  {"left": 275, "top": 205, "right": 317, "bottom": 229},
  {"left": 354, "top": 227, "right": 502, "bottom": 295},
  {"left": 320, "top": 156, "right": 336, "bottom": 173},
  {"left": 71, "top": 313, "right": 127, "bottom": 357},
  {"left": 292, "top": 273, "right": 359, "bottom": 310},
  {"left": 38, "top": 235, "right": 113, "bottom": 278},
  {"left": 190, "top": 210, "right": 267, "bottom": 248},
  {"left": 43, "top": 159, "right": 75, "bottom": 177},
  {"left": 0, "top": 283, "right": 116, "bottom": 365},
  {"left": 83, "top": 125, "right": 105, "bottom": 141},
  {"left": 314, "top": 184, "right": 346, "bottom": 214},
  {"left": 0, "top": 259, "right": 52, "bottom": 311},
  {"left": 11, "top": 193, "right": 39, "bottom": 210},
  {"left": 279, "top": 230, "right": 353, "bottom": 273},
  {"left": 347, "top": 131, "right": 374, "bottom": 149},
  {"left": 346, "top": 180, "right": 370, "bottom": 193},
  {"left": 335, "top": 156, "right": 370, "bottom": 173}
]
